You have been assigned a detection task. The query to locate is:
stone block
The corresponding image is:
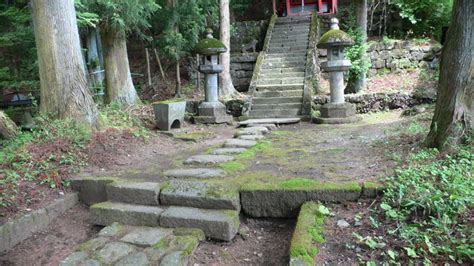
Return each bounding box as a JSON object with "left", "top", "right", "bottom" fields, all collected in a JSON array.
[
  {"left": 223, "top": 139, "right": 257, "bottom": 148},
  {"left": 163, "top": 168, "right": 226, "bottom": 179},
  {"left": 71, "top": 177, "right": 117, "bottom": 205},
  {"left": 183, "top": 155, "right": 235, "bottom": 165},
  {"left": 152, "top": 101, "right": 186, "bottom": 131},
  {"left": 239, "top": 135, "right": 265, "bottom": 141},
  {"left": 320, "top": 102, "right": 357, "bottom": 118},
  {"left": 106, "top": 181, "right": 160, "bottom": 206},
  {"left": 212, "top": 148, "right": 247, "bottom": 155},
  {"left": 96, "top": 242, "right": 135, "bottom": 264},
  {"left": 90, "top": 202, "right": 164, "bottom": 227},
  {"left": 160, "top": 206, "right": 240, "bottom": 241},
  {"left": 159, "top": 251, "right": 188, "bottom": 266},
  {"left": 160, "top": 180, "right": 241, "bottom": 211},
  {"left": 120, "top": 227, "right": 172, "bottom": 246},
  {"left": 115, "top": 252, "right": 149, "bottom": 266}
]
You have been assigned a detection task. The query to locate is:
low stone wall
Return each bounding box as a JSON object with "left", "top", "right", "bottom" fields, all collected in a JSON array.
[
  {"left": 313, "top": 90, "right": 436, "bottom": 114},
  {"left": 0, "top": 193, "right": 78, "bottom": 252},
  {"left": 230, "top": 53, "right": 258, "bottom": 92},
  {"left": 230, "top": 20, "right": 268, "bottom": 53}
]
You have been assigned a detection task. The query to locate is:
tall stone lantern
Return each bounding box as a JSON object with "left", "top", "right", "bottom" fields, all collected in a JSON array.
[
  {"left": 193, "top": 29, "right": 232, "bottom": 124},
  {"left": 314, "top": 18, "right": 361, "bottom": 124}
]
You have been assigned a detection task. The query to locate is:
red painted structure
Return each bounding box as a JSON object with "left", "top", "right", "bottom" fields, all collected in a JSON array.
[{"left": 277, "top": 0, "right": 337, "bottom": 16}]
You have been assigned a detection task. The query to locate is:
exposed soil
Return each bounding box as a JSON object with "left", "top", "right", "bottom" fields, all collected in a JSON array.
[
  {"left": 190, "top": 218, "right": 295, "bottom": 265},
  {"left": 0, "top": 204, "right": 100, "bottom": 266}
]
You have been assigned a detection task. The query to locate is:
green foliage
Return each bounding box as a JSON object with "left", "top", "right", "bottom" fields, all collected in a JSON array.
[
  {"left": 346, "top": 29, "right": 371, "bottom": 84},
  {"left": 230, "top": 0, "right": 252, "bottom": 16},
  {"left": 380, "top": 148, "right": 473, "bottom": 262},
  {"left": 391, "top": 0, "right": 453, "bottom": 39}
]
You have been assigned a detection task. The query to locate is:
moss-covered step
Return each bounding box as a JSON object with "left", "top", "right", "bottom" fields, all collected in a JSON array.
[
  {"left": 90, "top": 202, "right": 165, "bottom": 227},
  {"left": 240, "top": 179, "right": 362, "bottom": 217},
  {"left": 234, "top": 127, "right": 269, "bottom": 137},
  {"left": 183, "top": 155, "right": 235, "bottom": 165},
  {"left": 159, "top": 180, "right": 240, "bottom": 211},
  {"left": 160, "top": 206, "right": 240, "bottom": 242},
  {"left": 163, "top": 168, "right": 226, "bottom": 179},
  {"left": 223, "top": 139, "right": 257, "bottom": 148},
  {"left": 289, "top": 202, "right": 326, "bottom": 266},
  {"left": 106, "top": 181, "right": 160, "bottom": 206},
  {"left": 239, "top": 135, "right": 265, "bottom": 141},
  {"left": 211, "top": 148, "right": 248, "bottom": 155},
  {"left": 61, "top": 223, "right": 204, "bottom": 266}
]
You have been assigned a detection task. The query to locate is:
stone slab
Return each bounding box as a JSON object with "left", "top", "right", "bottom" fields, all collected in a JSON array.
[
  {"left": 240, "top": 189, "right": 361, "bottom": 218},
  {"left": 121, "top": 227, "right": 172, "bottom": 247},
  {"left": 106, "top": 181, "right": 160, "bottom": 206},
  {"left": 159, "top": 251, "right": 187, "bottom": 266},
  {"left": 246, "top": 123, "right": 278, "bottom": 130},
  {"left": 223, "top": 139, "right": 257, "bottom": 148},
  {"left": 90, "top": 202, "right": 164, "bottom": 227},
  {"left": 238, "top": 118, "right": 301, "bottom": 126},
  {"left": 163, "top": 168, "right": 226, "bottom": 179},
  {"left": 160, "top": 181, "right": 240, "bottom": 211},
  {"left": 183, "top": 155, "right": 235, "bottom": 165},
  {"left": 312, "top": 115, "right": 362, "bottom": 124},
  {"left": 116, "top": 252, "right": 149, "bottom": 266},
  {"left": 160, "top": 206, "right": 240, "bottom": 241},
  {"left": 0, "top": 193, "right": 78, "bottom": 253},
  {"left": 211, "top": 148, "right": 247, "bottom": 155},
  {"left": 71, "top": 177, "right": 117, "bottom": 205},
  {"left": 96, "top": 242, "right": 135, "bottom": 264},
  {"left": 239, "top": 135, "right": 265, "bottom": 141}
]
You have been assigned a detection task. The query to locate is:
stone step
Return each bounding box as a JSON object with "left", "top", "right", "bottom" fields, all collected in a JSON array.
[
  {"left": 273, "top": 24, "right": 310, "bottom": 30},
  {"left": 245, "top": 123, "right": 278, "bottom": 130},
  {"left": 259, "top": 72, "right": 305, "bottom": 79},
  {"left": 211, "top": 148, "right": 247, "bottom": 155},
  {"left": 238, "top": 118, "right": 301, "bottom": 126},
  {"left": 265, "top": 52, "right": 307, "bottom": 59},
  {"left": 253, "top": 96, "right": 303, "bottom": 105},
  {"left": 272, "top": 29, "right": 309, "bottom": 35},
  {"left": 251, "top": 103, "right": 302, "bottom": 110},
  {"left": 239, "top": 135, "right": 265, "bottom": 141},
  {"left": 90, "top": 202, "right": 165, "bottom": 227},
  {"left": 249, "top": 108, "right": 301, "bottom": 118},
  {"left": 271, "top": 33, "right": 310, "bottom": 40},
  {"left": 254, "top": 89, "right": 303, "bottom": 98},
  {"left": 234, "top": 126, "right": 270, "bottom": 136},
  {"left": 260, "top": 67, "right": 306, "bottom": 74},
  {"left": 106, "top": 181, "right": 160, "bottom": 206},
  {"left": 264, "top": 57, "right": 306, "bottom": 64},
  {"left": 261, "top": 61, "right": 306, "bottom": 69},
  {"left": 160, "top": 180, "right": 240, "bottom": 211},
  {"left": 269, "top": 41, "right": 309, "bottom": 48},
  {"left": 163, "top": 168, "right": 226, "bottom": 179},
  {"left": 268, "top": 46, "right": 307, "bottom": 53},
  {"left": 223, "top": 139, "right": 257, "bottom": 148},
  {"left": 255, "top": 84, "right": 304, "bottom": 91},
  {"left": 183, "top": 155, "right": 234, "bottom": 165},
  {"left": 257, "top": 77, "right": 305, "bottom": 85},
  {"left": 160, "top": 206, "right": 240, "bottom": 241},
  {"left": 276, "top": 16, "right": 311, "bottom": 24}
]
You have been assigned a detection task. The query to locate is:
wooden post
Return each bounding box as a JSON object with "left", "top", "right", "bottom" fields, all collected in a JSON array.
[
  {"left": 286, "top": 0, "right": 291, "bottom": 16},
  {"left": 145, "top": 48, "right": 152, "bottom": 86},
  {"left": 272, "top": 0, "right": 277, "bottom": 15},
  {"left": 196, "top": 54, "right": 201, "bottom": 90},
  {"left": 318, "top": 0, "right": 322, "bottom": 14},
  {"left": 153, "top": 48, "right": 167, "bottom": 84}
]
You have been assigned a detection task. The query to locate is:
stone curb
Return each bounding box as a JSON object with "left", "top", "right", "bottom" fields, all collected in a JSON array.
[{"left": 0, "top": 193, "right": 78, "bottom": 253}]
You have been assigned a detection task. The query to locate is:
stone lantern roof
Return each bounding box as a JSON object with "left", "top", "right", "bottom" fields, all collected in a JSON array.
[
  {"left": 317, "top": 18, "right": 353, "bottom": 49},
  {"left": 194, "top": 29, "right": 227, "bottom": 55}
]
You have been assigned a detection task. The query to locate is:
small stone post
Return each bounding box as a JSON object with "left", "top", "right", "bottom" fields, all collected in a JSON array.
[
  {"left": 194, "top": 29, "right": 233, "bottom": 124},
  {"left": 314, "top": 18, "right": 361, "bottom": 124}
]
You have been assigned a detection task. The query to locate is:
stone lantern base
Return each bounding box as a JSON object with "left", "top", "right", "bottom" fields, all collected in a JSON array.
[
  {"left": 313, "top": 102, "right": 362, "bottom": 124},
  {"left": 194, "top": 102, "right": 233, "bottom": 124}
]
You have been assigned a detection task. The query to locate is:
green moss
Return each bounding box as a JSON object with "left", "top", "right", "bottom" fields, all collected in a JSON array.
[
  {"left": 289, "top": 202, "right": 326, "bottom": 265},
  {"left": 168, "top": 235, "right": 199, "bottom": 255},
  {"left": 195, "top": 38, "right": 226, "bottom": 54},
  {"left": 153, "top": 237, "right": 171, "bottom": 250},
  {"left": 174, "top": 131, "right": 214, "bottom": 141},
  {"left": 271, "top": 130, "right": 292, "bottom": 136},
  {"left": 241, "top": 177, "right": 361, "bottom": 192},
  {"left": 319, "top": 29, "right": 352, "bottom": 45},
  {"left": 153, "top": 98, "right": 185, "bottom": 104},
  {"left": 219, "top": 161, "right": 247, "bottom": 173},
  {"left": 173, "top": 228, "right": 205, "bottom": 241}
]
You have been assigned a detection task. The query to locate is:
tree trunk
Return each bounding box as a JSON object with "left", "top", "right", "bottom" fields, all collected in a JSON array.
[
  {"left": 425, "top": 0, "right": 473, "bottom": 150},
  {"left": 30, "top": 0, "right": 99, "bottom": 128},
  {"left": 102, "top": 28, "right": 139, "bottom": 106},
  {"left": 86, "top": 27, "right": 105, "bottom": 98},
  {"left": 175, "top": 62, "right": 181, "bottom": 98},
  {"left": 219, "top": 0, "right": 239, "bottom": 99},
  {"left": 0, "top": 111, "right": 18, "bottom": 140},
  {"left": 347, "top": 0, "right": 368, "bottom": 94}
]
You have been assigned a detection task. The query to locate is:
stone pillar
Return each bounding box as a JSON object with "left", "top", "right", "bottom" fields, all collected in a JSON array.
[{"left": 330, "top": 71, "right": 345, "bottom": 104}]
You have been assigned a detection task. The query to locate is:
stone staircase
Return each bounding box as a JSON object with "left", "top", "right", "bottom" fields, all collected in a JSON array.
[{"left": 248, "top": 15, "right": 312, "bottom": 118}]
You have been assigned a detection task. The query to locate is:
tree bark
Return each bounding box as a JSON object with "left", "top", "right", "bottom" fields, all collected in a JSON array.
[
  {"left": 0, "top": 111, "right": 18, "bottom": 140},
  {"left": 175, "top": 62, "right": 181, "bottom": 98},
  {"left": 219, "top": 0, "right": 239, "bottom": 99},
  {"left": 102, "top": 28, "right": 139, "bottom": 106},
  {"left": 86, "top": 27, "right": 105, "bottom": 96},
  {"left": 30, "top": 0, "right": 99, "bottom": 128},
  {"left": 425, "top": 0, "right": 473, "bottom": 150},
  {"left": 347, "top": 0, "right": 368, "bottom": 94}
]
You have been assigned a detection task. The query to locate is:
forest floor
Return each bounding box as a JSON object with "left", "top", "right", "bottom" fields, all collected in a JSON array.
[{"left": 0, "top": 106, "right": 434, "bottom": 265}]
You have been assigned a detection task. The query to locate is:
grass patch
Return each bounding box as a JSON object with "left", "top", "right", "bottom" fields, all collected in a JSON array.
[
  {"left": 219, "top": 161, "right": 247, "bottom": 173},
  {"left": 289, "top": 202, "right": 326, "bottom": 265},
  {"left": 174, "top": 131, "right": 214, "bottom": 141}
]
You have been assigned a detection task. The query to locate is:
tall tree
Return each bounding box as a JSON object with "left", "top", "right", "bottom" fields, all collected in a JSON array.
[
  {"left": 346, "top": 0, "right": 368, "bottom": 93},
  {"left": 219, "top": 0, "right": 239, "bottom": 99},
  {"left": 82, "top": 0, "right": 159, "bottom": 106},
  {"left": 425, "top": 0, "right": 473, "bottom": 150},
  {"left": 31, "top": 0, "right": 99, "bottom": 128}
]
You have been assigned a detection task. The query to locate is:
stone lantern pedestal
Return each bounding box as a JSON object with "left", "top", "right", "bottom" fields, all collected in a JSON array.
[
  {"left": 193, "top": 29, "right": 233, "bottom": 124},
  {"left": 314, "top": 19, "right": 361, "bottom": 124}
]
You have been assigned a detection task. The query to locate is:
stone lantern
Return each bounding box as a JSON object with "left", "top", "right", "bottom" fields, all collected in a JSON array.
[
  {"left": 193, "top": 29, "right": 232, "bottom": 124},
  {"left": 314, "top": 18, "right": 361, "bottom": 124}
]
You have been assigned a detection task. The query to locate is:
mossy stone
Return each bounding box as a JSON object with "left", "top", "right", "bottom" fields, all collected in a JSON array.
[
  {"left": 195, "top": 38, "right": 227, "bottom": 55},
  {"left": 318, "top": 29, "right": 353, "bottom": 48}
]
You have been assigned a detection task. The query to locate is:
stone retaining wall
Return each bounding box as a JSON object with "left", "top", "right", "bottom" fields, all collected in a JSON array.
[{"left": 230, "top": 53, "right": 258, "bottom": 92}]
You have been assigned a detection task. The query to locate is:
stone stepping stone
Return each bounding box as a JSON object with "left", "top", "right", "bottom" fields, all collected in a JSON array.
[
  {"left": 160, "top": 180, "right": 240, "bottom": 211},
  {"left": 238, "top": 118, "right": 301, "bottom": 126},
  {"left": 160, "top": 206, "right": 240, "bottom": 241},
  {"left": 234, "top": 127, "right": 269, "bottom": 137},
  {"left": 116, "top": 252, "right": 149, "bottom": 266},
  {"left": 239, "top": 135, "right": 265, "bottom": 141},
  {"left": 163, "top": 168, "right": 226, "bottom": 179},
  {"left": 106, "top": 181, "right": 160, "bottom": 206},
  {"left": 223, "top": 139, "right": 257, "bottom": 148},
  {"left": 211, "top": 148, "right": 247, "bottom": 155},
  {"left": 120, "top": 227, "right": 173, "bottom": 247},
  {"left": 246, "top": 123, "right": 278, "bottom": 130},
  {"left": 96, "top": 242, "right": 136, "bottom": 264},
  {"left": 90, "top": 202, "right": 164, "bottom": 227},
  {"left": 183, "top": 155, "right": 234, "bottom": 165}
]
